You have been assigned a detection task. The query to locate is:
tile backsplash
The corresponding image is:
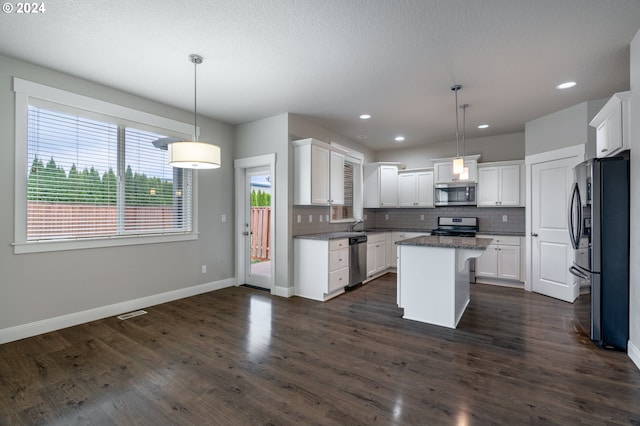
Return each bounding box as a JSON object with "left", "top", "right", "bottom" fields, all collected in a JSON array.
[{"left": 292, "top": 205, "right": 525, "bottom": 236}]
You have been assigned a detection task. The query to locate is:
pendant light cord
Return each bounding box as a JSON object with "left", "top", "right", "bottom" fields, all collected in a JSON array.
[
  {"left": 193, "top": 56, "right": 198, "bottom": 142},
  {"left": 452, "top": 85, "right": 461, "bottom": 158},
  {"left": 461, "top": 104, "right": 468, "bottom": 159}
]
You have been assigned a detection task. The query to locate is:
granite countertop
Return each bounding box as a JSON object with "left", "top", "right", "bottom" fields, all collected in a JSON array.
[
  {"left": 294, "top": 231, "right": 372, "bottom": 240},
  {"left": 396, "top": 235, "right": 493, "bottom": 250}
]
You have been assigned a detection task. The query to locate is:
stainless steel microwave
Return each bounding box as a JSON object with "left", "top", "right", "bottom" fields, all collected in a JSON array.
[{"left": 434, "top": 183, "right": 477, "bottom": 206}]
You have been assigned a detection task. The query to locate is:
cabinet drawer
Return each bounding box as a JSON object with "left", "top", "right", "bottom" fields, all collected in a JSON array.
[
  {"left": 329, "top": 238, "right": 348, "bottom": 251},
  {"left": 328, "top": 267, "right": 349, "bottom": 293},
  {"left": 366, "top": 232, "right": 386, "bottom": 243},
  {"left": 478, "top": 235, "right": 520, "bottom": 246},
  {"left": 329, "top": 247, "right": 349, "bottom": 271},
  {"left": 491, "top": 236, "right": 520, "bottom": 246}
]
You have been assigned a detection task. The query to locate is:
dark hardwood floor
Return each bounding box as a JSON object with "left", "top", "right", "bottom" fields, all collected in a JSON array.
[{"left": 1, "top": 274, "right": 639, "bottom": 425}]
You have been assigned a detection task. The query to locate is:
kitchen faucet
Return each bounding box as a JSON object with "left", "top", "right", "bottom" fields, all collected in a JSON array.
[{"left": 348, "top": 219, "right": 364, "bottom": 232}]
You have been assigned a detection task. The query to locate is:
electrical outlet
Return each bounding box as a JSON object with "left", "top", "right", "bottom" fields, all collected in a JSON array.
[
  {"left": 297, "top": 215, "right": 301, "bottom": 223},
  {"left": 420, "top": 214, "right": 425, "bottom": 221},
  {"left": 364, "top": 214, "right": 368, "bottom": 221},
  {"left": 502, "top": 215, "right": 508, "bottom": 222},
  {"left": 326, "top": 214, "right": 329, "bottom": 222},
  {"left": 309, "top": 215, "right": 313, "bottom": 223},
  {"left": 385, "top": 214, "right": 389, "bottom": 220},
  {"left": 221, "top": 214, "right": 226, "bottom": 222},
  {"left": 319, "top": 215, "right": 323, "bottom": 223},
  {"left": 201, "top": 265, "right": 207, "bottom": 273}
]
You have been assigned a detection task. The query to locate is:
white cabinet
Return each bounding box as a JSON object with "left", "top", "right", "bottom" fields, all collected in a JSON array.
[
  {"left": 477, "top": 162, "right": 522, "bottom": 207},
  {"left": 434, "top": 159, "right": 478, "bottom": 183},
  {"left": 294, "top": 238, "right": 349, "bottom": 301},
  {"left": 364, "top": 163, "right": 399, "bottom": 208},
  {"left": 293, "top": 138, "right": 345, "bottom": 206},
  {"left": 388, "top": 231, "right": 427, "bottom": 268},
  {"left": 398, "top": 169, "right": 434, "bottom": 208},
  {"left": 366, "top": 233, "right": 387, "bottom": 277},
  {"left": 475, "top": 235, "right": 522, "bottom": 283},
  {"left": 590, "top": 91, "right": 631, "bottom": 158}
]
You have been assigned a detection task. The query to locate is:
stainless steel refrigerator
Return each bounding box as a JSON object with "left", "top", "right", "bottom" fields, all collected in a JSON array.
[{"left": 568, "top": 152, "right": 629, "bottom": 351}]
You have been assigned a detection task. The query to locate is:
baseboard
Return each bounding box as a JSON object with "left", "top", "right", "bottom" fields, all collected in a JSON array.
[
  {"left": 628, "top": 339, "right": 640, "bottom": 371},
  {"left": 273, "top": 285, "right": 294, "bottom": 298},
  {"left": 0, "top": 278, "right": 235, "bottom": 345}
]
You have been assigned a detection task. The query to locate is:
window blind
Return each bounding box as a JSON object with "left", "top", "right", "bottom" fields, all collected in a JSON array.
[{"left": 26, "top": 105, "right": 191, "bottom": 241}]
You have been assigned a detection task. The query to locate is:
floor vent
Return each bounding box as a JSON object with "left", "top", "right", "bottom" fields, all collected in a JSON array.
[
  {"left": 240, "top": 284, "right": 270, "bottom": 292},
  {"left": 117, "top": 310, "right": 148, "bottom": 320}
]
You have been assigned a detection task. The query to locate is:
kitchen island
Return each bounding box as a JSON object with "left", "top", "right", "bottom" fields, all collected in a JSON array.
[{"left": 396, "top": 235, "right": 492, "bottom": 328}]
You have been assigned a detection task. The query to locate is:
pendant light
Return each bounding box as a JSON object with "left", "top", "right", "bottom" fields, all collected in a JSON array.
[
  {"left": 168, "top": 54, "right": 221, "bottom": 169},
  {"left": 459, "top": 104, "right": 469, "bottom": 180},
  {"left": 451, "top": 84, "right": 464, "bottom": 175}
]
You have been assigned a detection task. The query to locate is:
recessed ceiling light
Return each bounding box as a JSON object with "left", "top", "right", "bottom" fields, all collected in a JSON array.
[
  {"left": 359, "top": 114, "right": 371, "bottom": 120},
  {"left": 394, "top": 136, "right": 405, "bottom": 142},
  {"left": 556, "top": 81, "right": 577, "bottom": 89},
  {"left": 478, "top": 124, "right": 489, "bottom": 129},
  {"left": 357, "top": 135, "right": 367, "bottom": 140}
]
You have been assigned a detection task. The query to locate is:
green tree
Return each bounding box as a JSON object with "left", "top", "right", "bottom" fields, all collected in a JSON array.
[{"left": 27, "top": 157, "right": 45, "bottom": 201}]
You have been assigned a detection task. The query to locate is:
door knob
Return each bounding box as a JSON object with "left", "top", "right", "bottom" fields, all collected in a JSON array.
[{"left": 531, "top": 232, "right": 538, "bottom": 237}]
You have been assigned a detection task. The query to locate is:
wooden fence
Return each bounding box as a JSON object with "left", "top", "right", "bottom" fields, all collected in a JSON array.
[{"left": 251, "top": 207, "right": 271, "bottom": 261}]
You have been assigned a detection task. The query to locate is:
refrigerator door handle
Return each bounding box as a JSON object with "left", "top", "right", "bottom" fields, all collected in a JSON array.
[
  {"left": 569, "top": 265, "right": 589, "bottom": 280},
  {"left": 567, "top": 182, "right": 583, "bottom": 250}
]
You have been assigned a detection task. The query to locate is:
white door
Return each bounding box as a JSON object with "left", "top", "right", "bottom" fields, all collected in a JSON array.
[
  {"left": 244, "top": 166, "right": 272, "bottom": 289},
  {"left": 530, "top": 156, "right": 580, "bottom": 302}
]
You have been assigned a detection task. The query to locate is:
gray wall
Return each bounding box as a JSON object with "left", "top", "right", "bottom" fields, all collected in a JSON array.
[
  {"left": 374, "top": 132, "right": 525, "bottom": 168},
  {"left": 0, "top": 54, "right": 235, "bottom": 330},
  {"left": 629, "top": 28, "right": 640, "bottom": 363},
  {"left": 524, "top": 100, "right": 605, "bottom": 157},
  {"left": 235, "top": 113, "right": 291, "bottom": 292}
]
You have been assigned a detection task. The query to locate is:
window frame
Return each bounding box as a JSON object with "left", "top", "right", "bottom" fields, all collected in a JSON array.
[{"left": 13, "top": 78, "right": 199, "bottom": 254}]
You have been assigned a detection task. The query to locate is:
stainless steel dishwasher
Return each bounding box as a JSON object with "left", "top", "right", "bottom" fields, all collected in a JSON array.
[{"left": 347, "top": 234, "right": 367, "bottom": 288}]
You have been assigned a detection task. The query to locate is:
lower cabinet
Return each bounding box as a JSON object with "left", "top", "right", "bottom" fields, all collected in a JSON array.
[
  {"left": 388, "top": 232, "right": 428, "bottom": 268},
  {"left": 366, "top": 233, "right": 387, "bottom": 277},
  {"left": 294, "top": 238, "right": 349, "bottom": 301},
  {"left": 475, "top": 235, "right": 522, "bottom": 285}
]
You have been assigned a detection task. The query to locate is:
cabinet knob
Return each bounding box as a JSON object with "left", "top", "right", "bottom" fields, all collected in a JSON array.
[
  {"left": 601, "top": 148, "right": 608, "bottom": 153},
  {"left": 531, "top": 232, "right": 538, "bottom": 237}
]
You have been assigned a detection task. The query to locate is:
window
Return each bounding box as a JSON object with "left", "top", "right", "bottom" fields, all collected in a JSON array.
[
  {"left": 330, "top": 158, "right": 363, "bottom": 223},
  {"left": 14, "top": 78, "right": 196, "bottom": 253}
]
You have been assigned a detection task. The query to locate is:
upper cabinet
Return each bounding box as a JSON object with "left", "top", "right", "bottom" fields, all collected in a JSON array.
[
  {"left": 433, "top": 155, "right": 479, "bottom": 183},
  {"left": 590, "top": 91, "right": 631, "bottom": 158},
  {"left": 293, "top": 138, "right": 346, "bottom": 206},
  {"left": 364, "top": 163, "right": 399, "bottom": 208},
  {"left": 477, "top": 161, "right": 523, "bottom": 207},
  {"left": 398, "top": 169, "right": 434, "bottom": 208}
]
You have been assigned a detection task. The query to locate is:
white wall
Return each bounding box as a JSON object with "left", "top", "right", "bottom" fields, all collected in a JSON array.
[
  {"left": 235, "top": 113, "right": 292, "bottom": 293},
  {"left": 0, "top": 54, "right": 235, "bottom": 337},
  {"left": 629, "top": 28, "right": 640, "bottom": 367},
  {"left": 374, "top": 132, "right": 525, "bottom": 168},
  {"left": 525, "top": 100, "right": 605, "bottom": 157}
]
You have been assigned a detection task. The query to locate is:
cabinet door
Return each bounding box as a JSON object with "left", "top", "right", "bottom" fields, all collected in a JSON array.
[
  {"left": 415, "top": 171, "right": 434, "bottom": 207},
  {"left": 310, "top": 144, "right": 330, "bottom": 204},
  {"left": 477, "top": 167, "right": 499, "bottom": 206},
  {"left": 497, "top": 245, "right": 520, "bottom": 280},
  {"left": 397, "top": 173, "right": 416, "bottom": 207},
  {"left": 379, "top": 165, "right": 398, "bottom": 207},
  {"left": 596, "top": 105, "right": 622, "bottom": 158},
  {"left": 366, "top": 242, "right": 377, "bottom": 276},
  {"left": 375, "top": 241, "right": 387, "bottom": 273},
  {"left": 475, "top": 245, "right": 498, "bottom": 278},
  {"left": 498, "top": 165, "right": 520, "bottom": 206},
  {"left": 329, "top": 151, "right": 345, "bottom": 205},
  {"left": 435, "top": 162, "right": 455, "bottom": 183}
]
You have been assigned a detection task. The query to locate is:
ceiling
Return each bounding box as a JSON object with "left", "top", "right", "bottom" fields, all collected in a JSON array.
[{"left": 1, "top": 0, "right": 639, "bottom": 151}]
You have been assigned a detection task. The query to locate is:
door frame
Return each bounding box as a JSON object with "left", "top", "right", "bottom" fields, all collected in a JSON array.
[
  {"left": 525, "top": 144, "right": 585, "bottom": 293},
  {"left": 234, "top": 154, "right": 276, "bottom": 293}
]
